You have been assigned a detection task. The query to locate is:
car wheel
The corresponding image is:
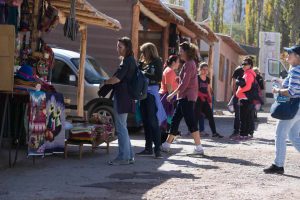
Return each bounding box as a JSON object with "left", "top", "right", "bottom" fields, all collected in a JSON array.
[{"left": 89, "top": 104, "right": 115, "bottom": 129}]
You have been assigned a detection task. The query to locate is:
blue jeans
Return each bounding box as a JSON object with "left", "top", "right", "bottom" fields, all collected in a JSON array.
[
  {"left": 113, "top": 97, "right": 134, "bottom": 160},
  {"left": 274, "top": 105, "right": 300, "bottom": 167}
]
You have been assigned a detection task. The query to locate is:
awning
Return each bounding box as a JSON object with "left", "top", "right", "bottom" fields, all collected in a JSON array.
[
  {"left": 29, "top": 0, "right": 121, "bottom": 30},
  {"left": 216, "top": 34, "right": 248, "bottom": 55},
  {"left": 198, "top": 22, "right": 219, "bottom": 44},
  {"left": 166, "top": 3, "right": 208, "bottom": 40},
  {"left": 140, "top": 0, "right": 184, "bottom": 25}
]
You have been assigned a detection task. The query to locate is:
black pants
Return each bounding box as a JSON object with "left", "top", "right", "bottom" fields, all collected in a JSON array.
[
  {"left": 239, "top": 99, "right": 255, "bottom": 136},
  {"left": 233, "top": 97, "right": 240, "bottom": 134},
  {"left": 169, "top": 98, "right": 198, "bottom": 135},
  {"left": 140, "top": 94, "right": 161, "bottom": 153},
  {"left": 195, "top": 98, "right": 217, "bottom": 134}
]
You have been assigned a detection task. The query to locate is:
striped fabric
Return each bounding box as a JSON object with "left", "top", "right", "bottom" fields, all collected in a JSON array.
[{"left": 282, "top": 65, "right": 300, "bottom": 98}]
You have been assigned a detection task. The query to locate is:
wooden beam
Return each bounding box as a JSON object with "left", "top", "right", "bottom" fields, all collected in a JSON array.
[
  {"left": 77, "top": 26, "right": 87, "bottom": 117},
  {"left": 162, "top": 24, "right": 169, "bottom": 63},
  {"left": 177, "top": 24, "right": 196, "bottom": 39},
  {"left": 131, "top": 3, "right": 140, "bottom": 60},
  {"left": 138, "top": 2, "right": 168, "bottom": 27},
  {"left": 208, "top": 45, "right": 214, "bottom": 87}
]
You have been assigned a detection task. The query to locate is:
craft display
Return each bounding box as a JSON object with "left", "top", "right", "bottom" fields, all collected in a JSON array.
[
  {"left": 69, "top": 113, "right": 115, "bottom": 146},
  {"left": 28, "top": 90, "right": 47, "bottom": 156}
]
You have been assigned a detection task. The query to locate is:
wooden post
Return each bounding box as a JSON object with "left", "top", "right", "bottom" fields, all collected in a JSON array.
[
  {"left": 31, "top": 0, "right": 40, "bottom": 51},
  {"left": 208, "top": 44, "right": 214, "bottom": 87},
  {"left": 162, "top": 24, "right": 169, "bottom": 63},
  {"left": 77, "top": 25, "right": 87, "bottom": 117},
  {"left": 131, "top": 3, "right": 140, "bottom": 60}
]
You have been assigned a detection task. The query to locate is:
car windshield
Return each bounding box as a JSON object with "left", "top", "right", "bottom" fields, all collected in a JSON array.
[{"left": 71, "top": 58, "right": 108, "bottom": 84}]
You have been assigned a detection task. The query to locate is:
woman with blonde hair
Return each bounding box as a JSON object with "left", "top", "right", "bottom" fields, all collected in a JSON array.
[
  {"left": 161, "top": 42, "right": 204, "bottom": 155},
  {"left": 136, "top": 42, "right": 166, "bottom": 159}
]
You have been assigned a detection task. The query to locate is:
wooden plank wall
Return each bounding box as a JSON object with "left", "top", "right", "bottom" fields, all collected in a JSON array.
[{"left": 44, "top": 0, "right": 134, "bottom": 75}]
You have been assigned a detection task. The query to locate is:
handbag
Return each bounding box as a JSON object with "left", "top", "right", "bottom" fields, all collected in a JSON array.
[{"left": 270, "top": 97, "right": 300, "bottom": 120}]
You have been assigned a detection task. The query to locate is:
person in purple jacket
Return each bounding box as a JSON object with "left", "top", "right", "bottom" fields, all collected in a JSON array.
[{"left": 161, "top": 42, "right": 204, "bottom": 155}]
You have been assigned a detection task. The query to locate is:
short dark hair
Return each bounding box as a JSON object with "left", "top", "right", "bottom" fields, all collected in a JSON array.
[
  {"left": 242, "top": 56, "right": 254, "bottom": 68},
  {"left": 118, "top": 37, "right": 134, "bottom": 57},
  {"left": 164, "top": 54, "right": 179, "bottom": 68}
]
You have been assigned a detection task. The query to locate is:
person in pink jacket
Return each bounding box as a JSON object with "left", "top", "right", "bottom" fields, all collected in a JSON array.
[{"left": 235, "top": 57, "right": 256, "bottom": 140}]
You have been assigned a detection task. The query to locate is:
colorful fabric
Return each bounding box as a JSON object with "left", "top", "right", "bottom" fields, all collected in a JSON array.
[
  {"left": 44, "top": 92, "right": 65, "bottom": 153},
  {"left": 147, "top": 85, "right": 167, "bottom": 126},
  {"left": 28, "top": 91, "right": 47, "bottom": 156}
]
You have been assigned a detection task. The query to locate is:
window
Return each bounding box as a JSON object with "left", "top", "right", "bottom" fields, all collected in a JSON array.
[
  {"left": 219, "top": 54, "right": 225, "bottom": 81},
  {"left": 51, "top": 60, "right": 76, "bottom": 85}
]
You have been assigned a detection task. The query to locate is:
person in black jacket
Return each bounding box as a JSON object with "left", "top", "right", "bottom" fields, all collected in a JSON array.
[
  {"left": 103, "top": 37, "right": 136, "bottom": 165},
  {"left": 136, "top": 42, "right": 165, "bottom": 159}
]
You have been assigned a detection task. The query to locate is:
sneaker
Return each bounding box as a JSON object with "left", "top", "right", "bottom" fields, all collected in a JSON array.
[
  {"left": 187, "top": 147, "right": 204, "bottom": 156},
  {"left": 136, "top": 149, "right": 153, "bottom": 156},
  {"left": 108, "top": 159, "right": 130, "bottom": 166},
  {"left": 212, "top": 133, "right": 224, "bottom": 138},
  {"left": 154, "top": 151, "right": 163, "bottom": 159},
  {"left": 263, "top": 164, "right": 284, "bottom": 174},
  {"left": 161, "top": 143, "right": 171, "bottom": 153},
  {"left": 229, "top": 132, "right": 239, "bottom": 139},
  {"left": 129, "top": 158, "right": 135, "bottom": 164}
]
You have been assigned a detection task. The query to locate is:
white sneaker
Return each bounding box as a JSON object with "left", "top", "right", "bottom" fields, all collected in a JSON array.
[
  {"left": 161, "top": 143, "right": 170, "bottom": 153},
  {"left": 192, "top": 147, "right": 204, "bottom": 155}
]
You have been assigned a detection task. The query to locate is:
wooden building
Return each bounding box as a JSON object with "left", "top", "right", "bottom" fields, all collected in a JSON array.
[{"left": 45, "top": 1, "right": 217, "bottom": 75}]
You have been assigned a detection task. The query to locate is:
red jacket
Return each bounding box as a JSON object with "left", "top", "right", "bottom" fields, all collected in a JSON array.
[{"left": 236, "top": 69, "right": 256, "bottom": 99}]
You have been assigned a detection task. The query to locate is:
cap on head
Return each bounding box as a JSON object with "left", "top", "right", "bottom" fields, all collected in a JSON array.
[{"left": 284, "top": 45, "right": 300, "bottom": 57}]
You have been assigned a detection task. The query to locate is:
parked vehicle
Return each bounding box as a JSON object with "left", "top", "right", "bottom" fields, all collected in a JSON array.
[
  {"left": 51, "top": 48, "right": 139, "bottom": 128},
  {"left": 259, "top": 32, "right": 288, "bottom": 103}
]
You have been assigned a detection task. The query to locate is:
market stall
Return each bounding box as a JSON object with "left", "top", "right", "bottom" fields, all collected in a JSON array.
[{"left": 0, "top": 0, "right": 121, "bottom": 167}]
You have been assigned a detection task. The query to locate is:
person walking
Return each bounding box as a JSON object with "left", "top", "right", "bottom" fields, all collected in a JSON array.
[
  {"left": 103, "top": 37, "right": 136, "bottom": 165},
  {"left": 195, "top": 62, "right": 223, "bottom": 138},
  {"left": 161, "top": 42, "right": 204, "bottom": 155},
  {"left": 236, "top": 57, "right": 256, "bottom": 140},
  {"left": 136, "top": 42, "right": 166, "bottom": 159},
  {"left": 264, "top": 45, "right": 300, "bottom": 174},
  {"left": 159, "top": 55, "right": 180, "bottom": 143}
]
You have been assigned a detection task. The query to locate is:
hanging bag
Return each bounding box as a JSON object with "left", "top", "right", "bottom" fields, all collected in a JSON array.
[
  {"left": 270, "top": 97, "right": 300, "bottom": 120},
  {"left": 19, "top": 0, "right": 31, "bottom": 32},
  {"left": 63, "top": 0, "right": 79, "bottom": 41},
  {"left": 38, "top": 0, "right": 59, "bottom": 33}
]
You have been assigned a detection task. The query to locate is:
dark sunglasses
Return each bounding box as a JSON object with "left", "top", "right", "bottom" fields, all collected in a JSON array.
[{"left": 241, "top": 63, "right": 249, "bottom": 66}]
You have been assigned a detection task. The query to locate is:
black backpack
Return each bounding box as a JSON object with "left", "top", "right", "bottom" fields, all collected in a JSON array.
[
  {"left": 128, "top": 66, "right": 148, "bottom": 100},
  {"left": 245, "top": 76, "right": 263, "bottom": 104}
]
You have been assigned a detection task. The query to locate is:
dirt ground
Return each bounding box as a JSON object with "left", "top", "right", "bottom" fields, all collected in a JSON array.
[{"left": 0, "top": 110, "right": 300, "bottom": 200}]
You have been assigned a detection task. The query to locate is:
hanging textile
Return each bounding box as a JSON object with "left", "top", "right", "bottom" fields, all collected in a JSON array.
[
  {"left": 44, "top": 92, "right": 65, "bottom": 154},
  {"left": 28, "top": 91, "right": 47, "bottom": 156}
]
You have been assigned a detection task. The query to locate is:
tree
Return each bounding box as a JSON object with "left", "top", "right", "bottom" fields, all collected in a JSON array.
[
  {"left": 233, "top": 0, "right": 243, "bottom": 23},
  {"left": 209, "top": 0, "right": 225, "bottom": 33},
  {"left": 245, "top": 0, "right": 258, "bottom": 45},
  {"left": 202, "top": 0, "right": 210, "bottom": 20}
]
